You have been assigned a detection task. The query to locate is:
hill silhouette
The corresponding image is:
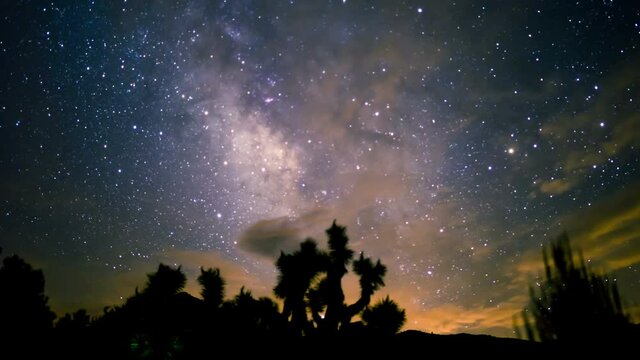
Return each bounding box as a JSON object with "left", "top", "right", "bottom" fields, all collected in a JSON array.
[{"left": 0, "top": 225, "right": 638, "bottom": 358}]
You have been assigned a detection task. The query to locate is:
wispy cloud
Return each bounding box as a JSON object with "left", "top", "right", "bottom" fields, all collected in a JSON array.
[
  {"left": 389, "top": 282, "right": 527, "bottom": 338},
  {"left": 539, "top": 178, "right": 574, "bottom": 195},
  {"left": 560, "top": 182, "right": 640, "bottom": 271},
  {"left": 538, "top": 56, "right": 640, "bottom": 194}
]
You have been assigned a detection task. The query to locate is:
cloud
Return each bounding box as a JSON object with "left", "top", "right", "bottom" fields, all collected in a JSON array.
[
  {"left": 538, "top": 178, "right": 574, "bottom": 195},
  {"left": 538, "top": 56, "right": 640, "bottom": 194},
  {"left": 514, "top": 181, "right": 640, "bottom": 295},
  {"left": 382, "top": 280, "right": 526, "bottom": 338},
  {"left": 559, "top": 182, "right": 640, "bottom": 272},
  {"left": 235, "top": 161, "right": 413, "bottom": 259},
  {"left": 237, "top": 218, "right": 300, "bottom": 258},
  {"left": 412, "top": 302, "right": 523, "bottom": 337},
  {"left": 237, "top": 209, "right": 331, "bottom": 258},
  {"left": 503, "top": 181, "right": 640, "bottom": 332}
]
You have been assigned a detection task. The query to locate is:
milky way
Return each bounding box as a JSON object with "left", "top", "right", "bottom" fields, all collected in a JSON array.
[{"left": 1, "top": 1, "right": 639, "bottom": 337}]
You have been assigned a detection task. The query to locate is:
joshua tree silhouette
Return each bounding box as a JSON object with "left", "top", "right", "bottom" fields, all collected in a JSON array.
[
  {"left": 274, "top": 220, "right": 405, "bottom": 336},
  {"left": 198, "top": 267, "right": 225, "bottom": 309},
  {"left": 274, "top": 238, "right": 328, "bottom": 335}
]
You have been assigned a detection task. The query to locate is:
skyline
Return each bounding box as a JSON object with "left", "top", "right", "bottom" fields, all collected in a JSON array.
[{"left": 1, "top": 1, "right": 639, "bottom": 337}]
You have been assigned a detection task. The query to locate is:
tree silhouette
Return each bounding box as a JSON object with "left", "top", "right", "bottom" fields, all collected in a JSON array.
[
  {"left": 321, "top": 221, "right": 355, "bottom": 333},
  {"left": 274, "top": 220, "right": 405, "bottom": 336},
  {"left": 0, "top": 253, "right": 56, "bottom": 356},
  {"left": 0, "top": 221, "right": 415, "bottom": 357},
  {"left": 520, "top": 233, "right": 632, "bottom": 342},
  {"left": 344, "top": 252, "right": 387, "bottom": 321},
  {"left": 122, "top": 263, "right": 193, "bottom": 359},
  {"left": 221, "top": 287, "right": 287, "bottom": 337},
  {"left": 143, "top": 263, "right": 186, "bottom": 299},
  {"left": 362, "top": 296, "right": 406, "bottom": 336},
  {"left": 274, "top": 238, "right": 328, "bottom": 335},
  {"left": 198, "top": 267, "right": 225, "bottom": 308},
  {"left": 0, "top": 254, "right": 56, "bottom": 336},
  {"left": 55, "top": 308, "right": 92, "bottom": 357},
  {"left": 56, "top": 309, "right": 91, "bottom": 332}
]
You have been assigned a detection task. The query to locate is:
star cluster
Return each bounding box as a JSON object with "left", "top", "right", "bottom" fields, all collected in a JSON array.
[{"left": 1, "top": 1, "right": 639, "bottom": 336}]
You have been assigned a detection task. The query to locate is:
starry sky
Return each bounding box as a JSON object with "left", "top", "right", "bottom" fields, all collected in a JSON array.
[{"left": 1, "top": 1, "right": 639, "bottom": 337}]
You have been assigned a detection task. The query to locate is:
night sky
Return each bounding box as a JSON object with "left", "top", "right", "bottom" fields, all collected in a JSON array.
[{"left": 1, "top": 1, "right": 639, "bottom": 337}]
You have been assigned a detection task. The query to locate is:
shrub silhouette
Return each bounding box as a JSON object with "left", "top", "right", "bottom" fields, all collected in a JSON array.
[
  {"left": 520, "top": 233, "right": 632, "bottom": 342},
  {"left": 362, "top": 296, "right": 406, "bottom": 336}
]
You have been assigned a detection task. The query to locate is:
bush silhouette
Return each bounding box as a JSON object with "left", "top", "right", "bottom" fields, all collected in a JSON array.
[
  {"left": 362, "top": 296, "right": 406, "bottom": 336},
  {"left": 520, "top": 233, "right": 632, "bottom": 342}
]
